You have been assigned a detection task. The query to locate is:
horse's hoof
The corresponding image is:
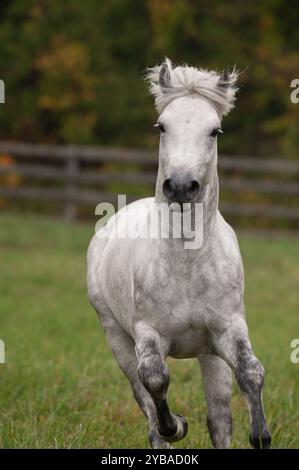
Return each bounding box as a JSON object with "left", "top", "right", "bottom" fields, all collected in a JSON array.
[
  {"left": 249, "top": 430, "right": 271, "bottom": 449},
  {"left": 149, "top": 430, "right": 173, "bottom": 449},
  {"left": 158, "top": 414, "right": 188, "bottom": 443}
]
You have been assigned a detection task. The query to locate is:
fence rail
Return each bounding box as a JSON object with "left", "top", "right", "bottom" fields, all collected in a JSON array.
[{"left": 0, "top": 141, "right": 298, "bottom": 225}]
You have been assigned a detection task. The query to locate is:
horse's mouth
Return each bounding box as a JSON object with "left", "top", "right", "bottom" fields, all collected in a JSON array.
[{"left": 168, "top": 201, "right": 192, "bottom": 213}]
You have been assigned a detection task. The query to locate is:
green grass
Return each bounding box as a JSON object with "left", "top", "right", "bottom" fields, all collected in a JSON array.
[{"left": 0, "top": 212, "right": 298, "bottom": 448}]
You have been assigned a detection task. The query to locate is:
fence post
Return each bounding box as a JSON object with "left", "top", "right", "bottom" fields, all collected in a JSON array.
[{"left": 64, "top": 153, "right": 79, "bottom": 221}]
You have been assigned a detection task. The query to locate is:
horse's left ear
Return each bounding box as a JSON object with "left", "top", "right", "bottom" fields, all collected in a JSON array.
[
  {"left": 217, "top": 68, "right": 239, "bottom": 115},
  {"left": 218, "top": 69, "right": 238, "bottom": 89}
]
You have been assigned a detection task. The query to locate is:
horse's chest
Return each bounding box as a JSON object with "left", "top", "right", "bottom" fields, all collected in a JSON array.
[
  {"left": 133, "top": 253, "right": 241, "bottom": 357},
  {"left": 135, "top": 263, "right": 209, "bottom": 332},
  {"left": 135, "top": 255, "right": 214, "bottom": 311}
]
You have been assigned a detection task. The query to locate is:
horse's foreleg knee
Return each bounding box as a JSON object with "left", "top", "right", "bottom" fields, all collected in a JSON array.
[
  {"left": 137, "top": 342, "right": 169, "bottom": 399},
  {"left": 235, "top": 345, "right": 271, "bottom": 449},
  {"left": 135, "top": 323, "right": 188, "bottom": 442},
  {"left": 211, "top": 321, "right": 271, "bottom": 449},
  {"left": 136, "top": 341, "right": 178, "bottom": 438}
]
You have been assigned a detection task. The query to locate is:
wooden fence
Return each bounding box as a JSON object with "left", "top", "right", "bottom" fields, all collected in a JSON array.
[{"left": 0, "top": 140, "right": 298, "bottom": 226}]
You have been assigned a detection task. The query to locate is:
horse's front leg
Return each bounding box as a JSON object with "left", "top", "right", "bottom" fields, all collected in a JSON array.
[
  {"left": 135, "top": 321, "right": 188, "bottom": 444},
  {"left": 211, "top": 315, "right": 271, "bottom": 449}
]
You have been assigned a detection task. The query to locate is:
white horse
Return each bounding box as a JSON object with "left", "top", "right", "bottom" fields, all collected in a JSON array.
[{"left": 87, "top": 59, "right": 271, "bottom": 449}]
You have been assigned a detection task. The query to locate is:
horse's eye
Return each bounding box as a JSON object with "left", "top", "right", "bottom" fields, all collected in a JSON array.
[
  {"left": 210, "top": 127, "right": 223, "bottom": 137},
  {"left": 154, "top": 122, "right": 165, "bottom": 133}
]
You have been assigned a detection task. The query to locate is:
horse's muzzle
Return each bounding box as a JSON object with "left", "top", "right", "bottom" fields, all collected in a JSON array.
[{"left": 162, "top": 177, "right": 200, "bottom": 204}]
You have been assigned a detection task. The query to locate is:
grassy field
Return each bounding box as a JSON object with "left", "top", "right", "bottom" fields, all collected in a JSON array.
[{"left": 0, "top": 213, "right": 298, "bottom": 449}]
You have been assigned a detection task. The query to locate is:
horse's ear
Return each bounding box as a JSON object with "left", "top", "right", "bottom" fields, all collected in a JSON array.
[
  {"left": 216, "top": 68, "right": 239, "bottom": 116},
  {"left": 218, "top": 70, "right": 229, "bottom": 88},
  {"left": 159, "top": 59, "right": 172, "bottom": 89},
  {"left": 218, "top": 69, "right": 238, "bottom": 89}
]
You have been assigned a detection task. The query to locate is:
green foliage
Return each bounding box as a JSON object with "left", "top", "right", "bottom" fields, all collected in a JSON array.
[{"left": 0, "top": 1, "right": 298, "bottom": 157}]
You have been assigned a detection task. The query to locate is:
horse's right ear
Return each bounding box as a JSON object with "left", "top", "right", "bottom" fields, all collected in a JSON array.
[
  {"left": 159, "top": 59, "right": 172, "bottom": 90},
  {"left": 145, "top": 58, "right": 175, "bottom": 112}
]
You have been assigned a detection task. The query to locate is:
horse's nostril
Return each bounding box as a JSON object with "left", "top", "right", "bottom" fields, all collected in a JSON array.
[
  {"left": 162, "top": 178, "right": 175, "bottom": 199},
  {"left": 163, "top": 178, "right": 200, "bottom": 202},
  {"left": 185, "top": 180, "right": 200, "bottom": 198}
]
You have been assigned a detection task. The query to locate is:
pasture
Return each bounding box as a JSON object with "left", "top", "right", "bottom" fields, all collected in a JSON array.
[{"left": 0, "top": 213, "right": 298, "bottom": 448}]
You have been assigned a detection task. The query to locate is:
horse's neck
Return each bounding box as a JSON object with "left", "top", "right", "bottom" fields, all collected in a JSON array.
[{"left": 202, "top": 170, "right": 219, "bottom": 241}]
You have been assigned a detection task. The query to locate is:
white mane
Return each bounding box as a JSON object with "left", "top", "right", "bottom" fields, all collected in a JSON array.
[{"left": 146, "top": 58, "right": 238, "bottom": 117}]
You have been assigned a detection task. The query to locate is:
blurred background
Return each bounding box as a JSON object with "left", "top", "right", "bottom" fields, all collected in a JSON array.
[
  {"left": 0, "top": 0, "right": 298, "bottom": 228},
  {"left": 0, "top": 0, "right": 298, "bottom": 449}
]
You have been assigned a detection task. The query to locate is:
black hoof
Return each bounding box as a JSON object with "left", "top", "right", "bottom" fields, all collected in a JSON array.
[
  {"left": 158, "top": 414, "right": 188, "bottom": 443},
  {"left": 249, "top": 430, "right": 271, "bottom": 449}
]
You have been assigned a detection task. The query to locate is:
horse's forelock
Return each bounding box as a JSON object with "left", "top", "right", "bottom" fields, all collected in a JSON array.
[{"left": 146, "top": 58, "right": 238, "bottom": 117}]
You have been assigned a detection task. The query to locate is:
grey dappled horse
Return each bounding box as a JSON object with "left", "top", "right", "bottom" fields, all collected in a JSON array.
[{"left": 87, "top": 59, "right": 271, "bottom": 449}]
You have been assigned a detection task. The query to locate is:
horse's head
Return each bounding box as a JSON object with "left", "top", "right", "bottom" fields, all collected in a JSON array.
[{"left": 147, "top": 58, "right": 238, "bottom": 204}]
